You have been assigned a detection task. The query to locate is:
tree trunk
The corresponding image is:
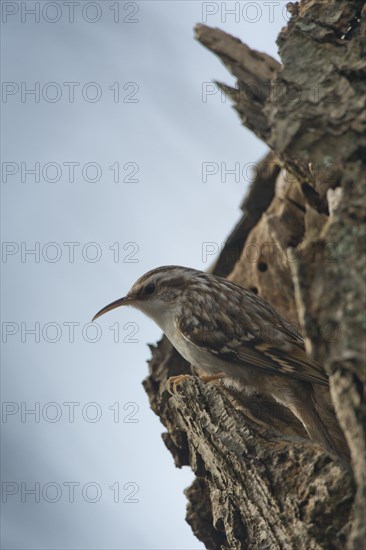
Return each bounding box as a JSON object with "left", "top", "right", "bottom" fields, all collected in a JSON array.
[{"left": 143, "top": 1, "right": 366, "bottom": 548}]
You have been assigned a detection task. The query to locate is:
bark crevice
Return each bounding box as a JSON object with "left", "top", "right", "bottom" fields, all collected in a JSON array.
[{"left": 143, "top": 2, "right": 365, "bottom": 548}]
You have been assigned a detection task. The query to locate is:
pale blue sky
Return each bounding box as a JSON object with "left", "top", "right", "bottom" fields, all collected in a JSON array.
[{"left": 1, "top": 1, "right": 285, "bottom": 548}]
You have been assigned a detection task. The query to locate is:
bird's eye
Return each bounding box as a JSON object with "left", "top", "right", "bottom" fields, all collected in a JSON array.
[{"left": 145, "top": 282, "right": 156, "bottom": 295}]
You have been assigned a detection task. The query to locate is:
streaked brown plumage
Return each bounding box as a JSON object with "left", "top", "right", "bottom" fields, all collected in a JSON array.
[{"left": 93, "top": 265, "right": 349, "bottom": 459}]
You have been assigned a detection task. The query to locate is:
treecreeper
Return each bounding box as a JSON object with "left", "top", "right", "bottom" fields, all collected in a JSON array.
[{"left": 93, "top": 265, "right": 349, "bottom": 461}]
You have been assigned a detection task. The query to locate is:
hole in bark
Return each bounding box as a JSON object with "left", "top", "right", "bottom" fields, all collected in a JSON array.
[
  {"left": 249, "top": 287, "right": 258, "bottom": 294},
  {"left": 258, "top": 262, "right": 268, "bottom": 272}
]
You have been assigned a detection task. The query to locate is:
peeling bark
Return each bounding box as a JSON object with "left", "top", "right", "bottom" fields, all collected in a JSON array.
[{"left": 143, "top": 1, "right": 365, "bottom": 548}]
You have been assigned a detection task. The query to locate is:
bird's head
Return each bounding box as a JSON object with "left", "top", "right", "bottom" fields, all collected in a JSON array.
[{"left": 92, "top": 265, "right": 198, "bottom": 324}]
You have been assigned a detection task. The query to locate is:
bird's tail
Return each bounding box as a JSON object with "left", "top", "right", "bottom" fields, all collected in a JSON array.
[{"left": 302, "top": 386, "right": 350, "bottom": 461}]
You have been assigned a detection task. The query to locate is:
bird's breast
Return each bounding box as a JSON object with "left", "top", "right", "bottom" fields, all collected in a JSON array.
[
  {"left": 148, "top": 304, "right": 223, "bottom": 374},
  {"left": 166, "top": 324, "right": 226, "bottom": 375}
]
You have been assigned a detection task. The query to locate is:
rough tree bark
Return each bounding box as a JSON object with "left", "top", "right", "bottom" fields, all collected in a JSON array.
[{"left": 143, "top": 2, "right": 366, "bottom": 548}]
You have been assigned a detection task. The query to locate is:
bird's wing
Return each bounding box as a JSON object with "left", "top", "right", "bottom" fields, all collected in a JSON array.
[{"left": 177, "top": 289, "right": 328, "bottom": 387}]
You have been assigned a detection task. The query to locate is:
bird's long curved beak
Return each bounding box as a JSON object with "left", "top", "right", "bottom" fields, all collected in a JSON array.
[{"left": 92, "top": 295, "right": 134, "bottom": 322}]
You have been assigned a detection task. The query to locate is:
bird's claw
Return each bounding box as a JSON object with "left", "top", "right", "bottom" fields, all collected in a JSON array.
[
  {"left": 166, "top": 372, "right": 224, "bottom": 395},
  {"left": 166, "top": 374, "right": 194, "bottom": 395}
]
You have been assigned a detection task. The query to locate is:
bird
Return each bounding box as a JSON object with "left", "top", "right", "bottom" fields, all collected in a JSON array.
[{"left": 93, "top": 265, "right": 348, "bottom": 459}]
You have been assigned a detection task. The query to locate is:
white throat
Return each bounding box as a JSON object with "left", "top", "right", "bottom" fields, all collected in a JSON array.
[{"left": 135, "top": 299, "right": 179, "bottom": 341}]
